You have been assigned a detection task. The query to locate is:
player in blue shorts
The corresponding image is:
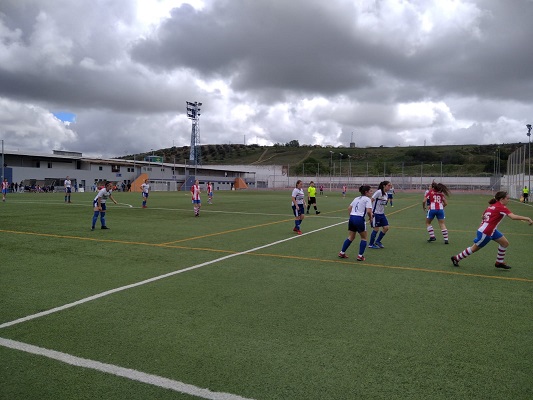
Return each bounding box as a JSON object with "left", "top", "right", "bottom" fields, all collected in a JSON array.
[
  {"left": 338, "top": 185, "right": 373, "bottom": 261},
  {"left": 368, "top": 181, "right": 391, "bottom": 249}
]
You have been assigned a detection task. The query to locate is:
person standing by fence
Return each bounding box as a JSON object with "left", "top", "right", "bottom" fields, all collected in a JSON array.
[{"left": 522, "top": 186, "right": 529, "bottom": 203}]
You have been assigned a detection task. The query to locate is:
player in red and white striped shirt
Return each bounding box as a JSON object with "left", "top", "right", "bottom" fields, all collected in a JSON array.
[
  {"left": 191, "top": 179, "right": 201, "bottom": 216},
  {"left": 451, "top": 191, "right": 532, "bottom": 269},
  {"left": 423, "top": 182, "right": 451, "bottom": 244}
]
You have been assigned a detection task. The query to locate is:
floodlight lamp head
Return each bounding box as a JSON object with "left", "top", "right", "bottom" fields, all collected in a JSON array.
[{"left": 527, "top": 124, "right": 532, "bottom": 135}]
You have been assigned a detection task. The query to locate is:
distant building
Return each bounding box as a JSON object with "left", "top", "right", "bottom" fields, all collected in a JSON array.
[{"left": 1, "top": 150, "right": 255, "bottom": 191}]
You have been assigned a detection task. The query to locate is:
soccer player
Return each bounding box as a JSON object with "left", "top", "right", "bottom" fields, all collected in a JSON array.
[
  {"left": 306, "top": 181, "right": 320, "bottom": 215},
  {"left": 387, "top": 185, "right": 395, "bottom": 207},
  {"left": 141, "top": 179, "right": 150, "bottom": 208},
  {"left": 342, "top": 185, "right": 347, "bottom": 198},
  {"left": 64, "top": 176, "right": 72, "bottom": 203},
  {"left": 338, "top": 185, "right": 373, "bottom": 261},
  {"left": 191, "top": 179, "right": 201, "bottom": 216},
  {"left": 368, "top": 181, "right": 391, "bottom": 249},
  {"left": 424, "top": 182, "right": 451, "bottom": 244},
  {"left": 451, "top": 191, "right": 532, "bottom": 269},
  {"left": 291, "top": 180, "right": 306, "bottom": 234},
  {"left": 91, "top": 182, "right": 117, "bottom": 230},
  {"left": 207, "top": 182, "right": 213, "bottom": 204},
  {"left": 2, "top": 178, "right": 8, "bottom": 202}
]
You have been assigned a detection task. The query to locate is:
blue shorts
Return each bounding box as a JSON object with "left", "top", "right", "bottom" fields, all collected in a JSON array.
[
  {"left": 473, "top": 229, "right": 503, "bottom": 248},
  {"left": 65, "top": 187, "right": 72, "bottom": 193},
  {"left": 426, "top": 209, "right": 445, "bottom": 220},
  {"left": 208, "top": 192, "right": 213, "bottom": 197},
  {"left": 192, "top": 199, "right": 201, "bottom": 204},
  {"left": 387, "top": 194, "right": 393, "bottom": 199},
  {"left": 142, "top": 192, "right": 149, "bottom": 199},
  {"left": 348, "top": 215, "right": 367, "bottom": 233},
  {"left": 292, "top": 204, "right": 305, "bottom": 217},
  {"left": 93, "top": 200, "right": 107, "bottom": 211},
  {"left": 371, "top": 214, "right": 389, "bottom": 228},
  {"left": 1, "top": 189, "right": 7, "bottom": 195}
]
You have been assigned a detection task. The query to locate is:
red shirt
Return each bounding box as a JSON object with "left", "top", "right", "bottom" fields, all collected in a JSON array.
[
  {"left": 191, "top": 184, "right": 201, "bottom": 201},
  {"left": 425, "top": 189, "right": 446, "bottom": 210},
  {"left": 478, "top": 202, "right": 511, "bottom": 235}
]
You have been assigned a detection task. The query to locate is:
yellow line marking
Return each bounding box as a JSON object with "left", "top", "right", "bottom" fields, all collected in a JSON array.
[{"left": 159, "top": 218, "right": 294, "bottom": 245}]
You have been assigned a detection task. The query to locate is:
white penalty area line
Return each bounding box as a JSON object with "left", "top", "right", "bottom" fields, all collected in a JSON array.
[
  {"left": 0, "top": 220, "right": 345, "bottom": 331},
  {"left": 0, "top": 337, "right": 254, "bottom": 400}
]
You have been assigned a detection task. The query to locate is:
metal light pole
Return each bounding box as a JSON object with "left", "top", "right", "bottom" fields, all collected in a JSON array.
[
  {"left": 339, "top": 153, "right": 343, "bottom": 177},
  {"left": 527, "top": 124, "right": 532, "bottom": 193},
  {"left": 348, "top": 155, "right": 352, "bottom": 182},
  {"left": 186, "top": 101, "right": 202, "bottom": 179}
]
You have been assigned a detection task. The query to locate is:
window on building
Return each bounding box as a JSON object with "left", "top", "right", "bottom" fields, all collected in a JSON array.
[
  {"left": 99, "top": 166, "right": 103, "bottom": 171},
  {"left": 47, "top": 162, "right": 52, "bottom": 168}
]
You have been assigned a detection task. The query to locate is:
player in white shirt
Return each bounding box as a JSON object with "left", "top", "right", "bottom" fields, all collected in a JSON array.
[
  {"left": 291, "top": 180, "right": 306, "bottom": 234},
  {"left": 368, "top": 181, "right": 391, "bottom": 249},
  {"left": 64, "top": 176, "right": 72, "bottom": 203},
  {"left": 91, "top": 182, "right": 117, "bottom": 230},
  {"left": 141, "top": 179, "right": 150, "bottom": 208},
  {"left": 338, "top": 185, "right": 373, "bottom": 261}
]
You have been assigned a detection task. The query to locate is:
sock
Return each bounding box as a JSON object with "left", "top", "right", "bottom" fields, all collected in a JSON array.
[
  {"left": 427, "top": 225, "right": 435, "bottom": 238},
  {"left": 314, "top": 206, "right": 318, "bottom": 211},
  {"left": 100, "top": 212, "right": 106, "bottom": 227},
  {"left": 341, "top": 238, "right": 352, "bottom": 253},
  {"left": 369, "top": 230, "right": 377, "bottom": 245},
  {"left": 496, "top": 245, "right": 506, "bottom": 264},
  {"left": 307, "top": 205, "right": 310, "bottom": 212},
  {"left": 456, "top": 247, "right": 473, "bottom": 260},
  {"left": 142, "top": 200, "right": 146, "bottom": 206},
  {"left": 359, "top": 240, "right": 367, "bottom": 256},
  {"left": 92, "top": 211, "right": 99, "bottom": 228},
  {"left": 377, "top": 231, "right": 385, "bottom": 243},
  {"left": 442, "top": 229, "right": 449, "bottom": 241},
  {"left": 65, "top": 195, "right": 67, "bottom": 202}
]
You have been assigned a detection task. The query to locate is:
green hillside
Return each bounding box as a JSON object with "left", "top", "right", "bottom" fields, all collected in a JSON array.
[{"left": 122, "top": 142, "right": 525, "bottom": 176}]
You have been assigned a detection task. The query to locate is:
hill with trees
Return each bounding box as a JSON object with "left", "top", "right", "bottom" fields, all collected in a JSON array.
[{"left": 120, "top": 141, "right": 525, "bottom": 177}]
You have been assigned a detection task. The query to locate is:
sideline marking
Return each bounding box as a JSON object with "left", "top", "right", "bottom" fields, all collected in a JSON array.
[{"left": 0, "top": 338, "right": 254, "bottom": 400}]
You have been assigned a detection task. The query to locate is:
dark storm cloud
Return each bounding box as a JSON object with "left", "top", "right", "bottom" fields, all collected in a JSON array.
[{"left": 130, "top": 0, "right": 378, "bottom": 97}]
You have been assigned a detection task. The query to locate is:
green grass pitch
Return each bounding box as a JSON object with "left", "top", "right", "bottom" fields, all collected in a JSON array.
[{"left": 1, "top": 190, "right": 532, "bottom": 399}]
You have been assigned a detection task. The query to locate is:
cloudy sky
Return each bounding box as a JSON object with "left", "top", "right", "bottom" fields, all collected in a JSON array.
[{"left": 1, "top": 0, "right": 533, "bottom": 158}]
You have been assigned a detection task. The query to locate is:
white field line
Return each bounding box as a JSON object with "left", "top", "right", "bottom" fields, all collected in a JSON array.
[
  {"left": 0, "top": 337, "right": 254, "bottom": 400},
  {"left": 0, "top": 220, "right": 345, "bottom": 399},
  {"left": 0, "top": 220, "right": 344, "bottom": 330}
]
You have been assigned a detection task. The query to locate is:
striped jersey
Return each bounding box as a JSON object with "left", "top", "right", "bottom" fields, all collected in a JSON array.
[
  {"left": 191, "top": 184, "right": 201, "bottom": 201},
  {"left": 425, "top": 189, "right": 446, "bottom": 210},
  {"left": 478, "top": 202, "right": 511, "bottom": 235}
]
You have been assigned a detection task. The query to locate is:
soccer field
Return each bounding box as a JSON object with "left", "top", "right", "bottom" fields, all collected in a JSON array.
[{"left": 1, "top": 190, "right": 532, "bottom": 400}]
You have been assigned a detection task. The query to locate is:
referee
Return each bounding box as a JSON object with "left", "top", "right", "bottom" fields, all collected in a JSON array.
[{"left": 306, "top": 181, "right": 321, "bottom": 215}]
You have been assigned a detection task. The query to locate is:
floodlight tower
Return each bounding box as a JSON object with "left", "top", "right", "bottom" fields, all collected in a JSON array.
[
  {"left": 527, "top": 124, "right": 532, "bottom": 192},
  {"left": 186, "top": 101, "right": 202, "bottom": 175}
]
